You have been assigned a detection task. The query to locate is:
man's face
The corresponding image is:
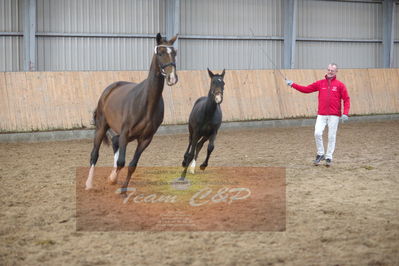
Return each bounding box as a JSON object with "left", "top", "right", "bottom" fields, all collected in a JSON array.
[{"left": 326, "top": 64, "right": 337, "bottom": 78}]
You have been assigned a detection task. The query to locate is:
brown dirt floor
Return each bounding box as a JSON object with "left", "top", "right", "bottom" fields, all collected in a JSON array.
[{"left": 0, "top": 121, "right": 398, "bottom": 266}]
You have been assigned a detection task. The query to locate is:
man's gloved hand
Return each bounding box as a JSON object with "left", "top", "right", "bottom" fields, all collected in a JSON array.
[
  {"left": 285, "top": 79, "right": 293, "bottom": 86},
  {"left": 341, "top": 114, "right": 349, "bottom": 122}
]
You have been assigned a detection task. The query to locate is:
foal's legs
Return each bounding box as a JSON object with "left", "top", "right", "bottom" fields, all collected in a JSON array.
[
  {"left": 182, "top": 127, "right": 193, "bottom": 167},
  {"left": 119, "top": 137, "right": 153, "bottom": 196},
  {"left": 108, "top": 135, "right": 120, "bottom": 184},
  {"left": 185, "top": 133, "right": 200, "bottom": 167},
  {"left": 200, "top": 133, "right": 216, "bottom": 170},
  {"left": 86, "top": 121, "right": 109, "bottom": 190},
  {"left": 179, "top": 133, "right": 200, "bottom": 180},
  {"left": 182, "top": 139, "right": 192, "bottom": 167},
  {"left": 189, "top": 136, "right": 208, "bottom": 174}
]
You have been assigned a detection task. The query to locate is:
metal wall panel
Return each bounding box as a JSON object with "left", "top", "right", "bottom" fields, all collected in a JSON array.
[
  {"left": 297, "top": 0, "right": 382, "bottom": 40},
  {"left": 1, "top": 0, "right": 397, "bottom": 71},
  {"left": 0, "top": 0, "right": 23, "bottom": 71},
  {"left": 179, "top": 39, "right": 283, "bottom": 70},
  {"left": 36, "top": 37, "right": 156, "bottom": 71},
  {"left": 180, "top": 0, "right": 283, "bottom": 36},
  {"left": 296, "top": 41, "right": 382, "bottom": 69},
  {"left": 0, "top": 37, "right": 22, "bottom": 71},
  {"left": 296, "top": 0, "right": 384, "bottom": 69},
  {"left": 37, "top": 0, "right": 164, "bottom": 34},
  {"left": 179, "top": 0, "right": 283, "bottom": 70},
  {"left": 0, "top": 0, "right": 21, "bottom": 32},
  {"left": 395, "top": 3, "right": 399, "bottom": 67},
  {"left": 394, "top": 44, "right": 399, "bottom": 68},
  {"left": 396, "top": 3, "right": 399, "bottom": 40},
  {"left": 36, "top": 0, "right": 165, "bottom": 71}
]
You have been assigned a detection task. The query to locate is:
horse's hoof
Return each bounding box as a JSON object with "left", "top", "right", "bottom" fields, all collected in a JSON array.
[
  {"left": 200, "top": 164, "right": 207, "bottom": 171},
  {"left": 182, "top": 161, "right": 187, "bottom": 167},
  {"left": 188, "top": 167, "right": 195, "bottom": 174},
  {"left": 85, "top": 186, "right": 93, "bottom": 190}
]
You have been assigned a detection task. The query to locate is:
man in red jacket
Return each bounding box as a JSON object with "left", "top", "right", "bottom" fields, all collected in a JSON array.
[{"left": 285, "top": 63, "right": 350, "bottom": 167}]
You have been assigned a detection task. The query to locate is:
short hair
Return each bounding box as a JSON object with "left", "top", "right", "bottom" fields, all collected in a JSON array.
[{"left": 329, "top": 63, "right": 338, "bottom": 70}]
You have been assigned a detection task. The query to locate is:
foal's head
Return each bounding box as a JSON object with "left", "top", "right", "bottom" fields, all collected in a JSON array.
[
  {"left": 207, "top": 68, "right": 225, "bottom": 104},
  {"left": 154, "top": 33, "right": 178, "bottom": 86}
]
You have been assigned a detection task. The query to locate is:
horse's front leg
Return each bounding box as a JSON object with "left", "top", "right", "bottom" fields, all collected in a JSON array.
[
  {"left": 119, "top": 136, "right": 153, "bottom": 196},
  {"left": 186, "top": 133, "right": 200, "bottom": 167},
  {"left": 179, "top": 134, "right": 200, "bottom": 180},
  {"left": 200, "top": 133, "right": 216, "bottom": 171},
  {"left": 189, "top": 136, "right": 208, "bottom": 174}
]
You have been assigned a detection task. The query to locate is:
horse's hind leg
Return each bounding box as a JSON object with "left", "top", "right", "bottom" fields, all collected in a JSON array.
[
  {"left": 182, "top": 141, "right": 192, "bottom": 167},
  {"left": 108, "top": 135, "right": 120, "bottom": 184},
  {"left": 119, "top": 137, "right": 153, "bottom": 196},
  {"left": 189, "top": 136, "right": 208, "bottom": 174},
  {"left": 182, "top": 130, "right": 193, "bottom": 167},
  {"left": 86, "top": 122, "right": 109, "bottom": 190},
  {"left": 200, "top": 134, "right": 216, "bottom": 171}
]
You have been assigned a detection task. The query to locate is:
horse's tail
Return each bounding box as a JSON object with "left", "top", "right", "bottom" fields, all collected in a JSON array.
[{"left": 92, "top": 108, "right": 110, "bottom": 146}]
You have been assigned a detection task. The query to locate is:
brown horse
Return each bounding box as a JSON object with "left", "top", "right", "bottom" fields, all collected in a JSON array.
[{"left": 85, "top": 33, "right": 178, "bottom": 195}]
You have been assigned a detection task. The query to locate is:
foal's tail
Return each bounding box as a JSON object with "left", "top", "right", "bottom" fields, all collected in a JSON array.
[{"left": 92, "top": 108, "right": 110, "bottom": 146}]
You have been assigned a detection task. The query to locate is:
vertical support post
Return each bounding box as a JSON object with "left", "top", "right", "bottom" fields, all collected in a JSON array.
[
  {"left": 383, "top": 0, "right": 395, "bottom": 68},
  {"left": 283, "top": 0, "right": 297, "bottom": 69},
  {"left": 23, "top": 0, "right": 36, "bottom": 71}
]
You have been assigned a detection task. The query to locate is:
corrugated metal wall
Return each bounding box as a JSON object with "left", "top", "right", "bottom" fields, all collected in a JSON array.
[
  {"left": 36, "top": 37, "right": 158, "bottom": 71},
  {"left": 179, "top": 40, "right": 283, "bottom": 70},
  {"left": 181, "top": 0, "right": 282, "bottom": 36},
  {"left": 296, "top": 0, "right": 383, "bottom": 69},
  {"left": 179, "top": 0, "right": 283, "bottom": 70},
  {"left": 0, "top": 0, "right": 23, "bottom": 71},
  {"left": 1, "top": 0, "right": 397, "bottom": 71},
  {"left": 37, "top": 0, "right": 163, "bottom": 34},
  {"left": 296, "top": 42, "right": 382, "bottom": 69},
  {"left": 36, "top": 0, "right": 165, "bottom": 71},
  {"left": 394, "top": 2, "right": 399, "bottom": 68}
]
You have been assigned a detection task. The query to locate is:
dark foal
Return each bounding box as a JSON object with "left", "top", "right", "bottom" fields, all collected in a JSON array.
[
  {"left": 86, "top": 33, "right": 178, "bottom": 195},
  {"left": 181, "top": 68, "right": 225, "bottom": 178}
]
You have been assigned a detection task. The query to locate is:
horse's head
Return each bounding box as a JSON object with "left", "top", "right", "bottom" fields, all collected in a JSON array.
[
  {"left": 208, "top": 68, "right": 225, "bottom": 104},
  {"left": 154, "top": 33, "right": 178, "bottom": 86}
]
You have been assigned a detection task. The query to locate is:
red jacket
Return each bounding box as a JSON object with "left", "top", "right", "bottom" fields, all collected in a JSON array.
[{"left": 292, "top": 75, "right": 350, "bottom": 116}]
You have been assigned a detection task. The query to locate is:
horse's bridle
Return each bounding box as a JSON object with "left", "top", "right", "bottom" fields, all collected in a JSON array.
[
  {"left": 154, "top": 45, "right": 176, "bottom": 76},
  {"left": 159, "top": 62, "right": 176, "bottom": 75}
]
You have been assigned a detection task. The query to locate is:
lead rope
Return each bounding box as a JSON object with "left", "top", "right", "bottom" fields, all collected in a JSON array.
[{"left": 249, "top": 28, "right": 287, "bottom": 81}]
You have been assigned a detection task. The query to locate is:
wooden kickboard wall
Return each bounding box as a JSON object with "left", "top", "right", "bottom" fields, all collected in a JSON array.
[{"left": 0, "top": 68, "right": 398, "bottom": 132}]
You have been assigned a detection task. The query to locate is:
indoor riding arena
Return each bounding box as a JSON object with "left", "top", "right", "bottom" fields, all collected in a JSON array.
[{"left": 1, "top": 1, "right": 399, "bottom": 265}]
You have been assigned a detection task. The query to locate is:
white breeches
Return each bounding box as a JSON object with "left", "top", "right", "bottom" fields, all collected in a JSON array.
[{"left": 314, "top": 115, "right": 340, "bottom": 160}]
